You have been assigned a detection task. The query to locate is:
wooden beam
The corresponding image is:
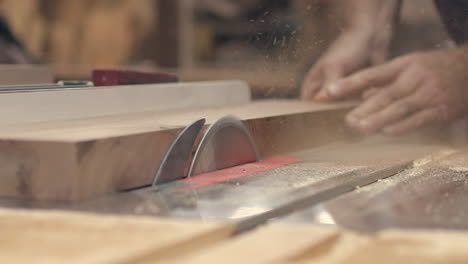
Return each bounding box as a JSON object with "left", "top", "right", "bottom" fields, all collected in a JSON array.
[{"left": 0, "top": 100, "right": 355, "bottom": 200}]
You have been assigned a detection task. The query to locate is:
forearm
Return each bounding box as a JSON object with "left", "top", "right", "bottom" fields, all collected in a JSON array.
[
  {"left": 343, "top": 0, "right": 402, "bottom": 36},
  {"left": 339, "top": 0, "right": 402, "bottom": 63}
]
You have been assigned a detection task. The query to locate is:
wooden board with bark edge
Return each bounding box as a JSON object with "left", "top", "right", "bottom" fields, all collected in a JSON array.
[{"left": 0, "top": 100, "right": 355, "bottom": 201}]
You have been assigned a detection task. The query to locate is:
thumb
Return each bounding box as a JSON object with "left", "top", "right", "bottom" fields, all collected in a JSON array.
[
  {"left": 301, "top": 65, "right": 323, "bottom": 100},
  {"left": 314, "top": 64, "right": 345, "bottom": 101}
]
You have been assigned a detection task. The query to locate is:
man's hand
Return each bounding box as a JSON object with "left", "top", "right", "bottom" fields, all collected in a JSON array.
[
  {"left": 301, "top": 30, "right": 390, "bottom": 101},
  {"left": 327, "top": 48, "right": 468, "bottom": 135},
  {"left": 301, "top": 0, "right": 401, "bottom": 101}
]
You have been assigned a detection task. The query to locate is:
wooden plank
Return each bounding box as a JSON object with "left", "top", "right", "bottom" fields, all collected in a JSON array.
[
  {"left": 159, "top": 223, "right": 468, "bottom": 264},
  {"left": 0, "top": 208, "right": 233, "bottom": 264},
  {"left": 0, "top": 100, "right": 354, "bottom": 141},
  {"left": 167, "top": 224, "right": 340, "bottom": 264},
  {"left": 0, "top": 100, "right": 354, "bottom": 200},
  {"left": 0, "top": 81, "right": 250, "bottom": 126},
  {"left": 3, "top": 207, "right": 466, "bottom": 264},
  {"left": 348, "top": 229, "right": 468, "bottom": 264},
  {"left": 292, "top": 229, "right": 468, "bottom": 264}
]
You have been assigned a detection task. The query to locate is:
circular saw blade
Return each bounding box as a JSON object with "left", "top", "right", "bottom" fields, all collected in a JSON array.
[
  {"left": 153, "top": 119, "right": 205, "bottom": 185},
  {"left": 188, "top": 115, "right": 260, "bottom": 177}
]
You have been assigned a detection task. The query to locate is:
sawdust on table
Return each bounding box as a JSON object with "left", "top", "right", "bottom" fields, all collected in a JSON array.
[
  {"left": 287, "top": 162, "right": 366, "bottom": 189},
  {"left": 353, "top": 166, "right": 428, "bottom": 195}
]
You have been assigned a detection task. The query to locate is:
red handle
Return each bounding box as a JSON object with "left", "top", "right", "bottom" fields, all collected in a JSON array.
[{"left": 92, "top": 69, "right": 179, "bottom": 86}]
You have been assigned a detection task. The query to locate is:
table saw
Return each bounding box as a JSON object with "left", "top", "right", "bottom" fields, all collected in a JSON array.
[{"left": 0, "top": 70, "right": 468, "bottom": 263}]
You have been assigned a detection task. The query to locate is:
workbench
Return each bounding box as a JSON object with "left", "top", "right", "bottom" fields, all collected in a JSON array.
[{"left": 0, "top": 78, "right": 467, "bottom": 263}]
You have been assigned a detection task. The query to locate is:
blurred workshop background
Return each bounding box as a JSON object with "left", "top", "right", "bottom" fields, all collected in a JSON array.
[{"left": 0, "top": 0, "right": 452, "bottom": 97}]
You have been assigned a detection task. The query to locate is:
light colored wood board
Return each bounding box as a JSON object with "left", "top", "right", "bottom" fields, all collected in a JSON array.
[
  {"left": 291, "top": 231, "right": 369, "bottom": 264},
  {"left": 164, "top": 224, "right": 468, "bottom": 264},
  {"left": 0, "top": 100, "right": 355, "bottom": 200},
  {"left": 0, "top": 80, "right": 250, "bottom": 126},
  {"left": 364, "top": 230, "right": 468, "bottom": 264},
  {"left": 0, "top": 208, "right": 233, "bottom": 264},
  {"left": 0, "top": 65, "right": 53, "bottom": 85},
  {"left": 3, "top": 208, "right": 466, "bottom": 264},
  {"left": 167, "top": 224, "right": 339, "bottom": 264},
  {"left": 306, "top": 229, "right": 468, "bottom": 264},
  {"left": 0, "top": 100, "right": 354, "bottom": 141}
]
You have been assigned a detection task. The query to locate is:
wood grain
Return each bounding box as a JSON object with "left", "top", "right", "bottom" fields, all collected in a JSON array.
[
  {"left": 1, "top": 208, "right": 466, "bottom": 264},
  {"left": 167, "top": 224, "right": 340, "bottom": 264},
  {"left": 308, "top": 229, "right": 468, "bottom": 264},
  {"left": 0, "top": 100, "right": 354, "bottom": 200},
  {"left": 0, "top": 208, "right": 233, "bottom": 264},
  {"left": 167, "top": 225, "right": 468, "bottom": 264}
]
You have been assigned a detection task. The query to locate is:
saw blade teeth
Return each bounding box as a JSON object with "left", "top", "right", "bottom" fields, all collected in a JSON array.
[{"left": 188, "top": 115, "right": 259, "bottom": 177}]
